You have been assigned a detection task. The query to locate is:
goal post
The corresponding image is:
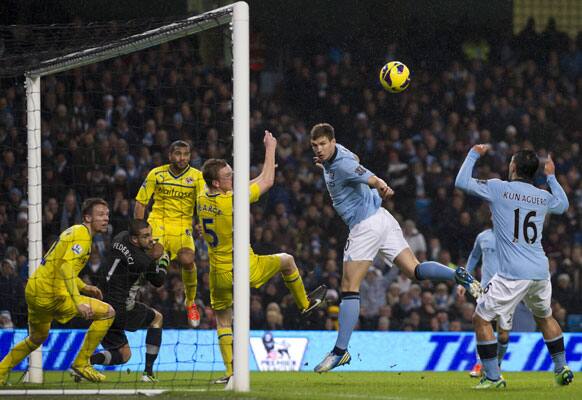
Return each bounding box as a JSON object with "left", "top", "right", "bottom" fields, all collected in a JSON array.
[
  {"left": 25, "top": 74, "right": 43, "bottom": 385},
  {"left": 231, "top": 0, "right": 250, "bottom": 393},
  {"left": 18, "top": 1, "right": 250, "bottom": 393}
]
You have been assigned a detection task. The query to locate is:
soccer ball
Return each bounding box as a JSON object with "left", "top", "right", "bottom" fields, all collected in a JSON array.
[{"left": 379, "top": 61, "right": 410, "bottom": 93}]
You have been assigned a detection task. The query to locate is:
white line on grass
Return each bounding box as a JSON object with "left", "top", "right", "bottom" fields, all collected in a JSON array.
[
  {"left": 294, "top": 393, "right": 432, "bottom": 400},
  {"left": 0, "top": 389, "right": 168, "bottom": 396}
]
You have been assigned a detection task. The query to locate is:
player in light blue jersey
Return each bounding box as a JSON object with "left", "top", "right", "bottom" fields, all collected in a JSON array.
[
  {"left": 460, "top": 226, "right": 501, "bottom": 377},
  {"left": 460, "top": 225, "right": 510, "bottom": 377},
  {"left": 310, "top": 123, "right": 482, "bottom": 373},
  {"left": 456, "top": 144, "right": 573, "bottom": 389},
  {"left": 463, "top": 226, "right": 535, "bottom": 378},
  {"left": 467, "top": 228, "right": 498, "bottom": 288}
]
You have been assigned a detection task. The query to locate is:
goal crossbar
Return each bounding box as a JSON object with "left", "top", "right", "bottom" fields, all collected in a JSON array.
[{"left": 26, "top": 4, "right": 233, "bottom": 78}]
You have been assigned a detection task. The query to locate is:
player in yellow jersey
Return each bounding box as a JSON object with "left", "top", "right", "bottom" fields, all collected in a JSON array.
[
  {"left": 0, "top": 198, "right": 116, "bottom": 384},
  {"left": 134, "top": 140, "right": 206, "bottom": 327},
  {"left": 198, "top": 131, "right": 327, "bottom": 384}
]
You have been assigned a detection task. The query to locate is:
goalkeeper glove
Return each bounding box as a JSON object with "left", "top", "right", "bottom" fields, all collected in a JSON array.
[{"left": 157, "top": 252, "right": 170, "bottom": 273}]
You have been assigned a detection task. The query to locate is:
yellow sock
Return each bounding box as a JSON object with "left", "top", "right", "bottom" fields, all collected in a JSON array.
[
  {"left": 73, "top": 318, "right": 114, "bottom": 366},
  {"left": 217, "top": 328, "right": 233, "bottom": 377},
  {"left": 282, "top": 270, "right": 309, "bottom": 310},
  {"left": 0, "top": 337, "right": 38, "bottom": 374},
  {"left": 182, "top": 267, "right": 198, "bottom": 304}
]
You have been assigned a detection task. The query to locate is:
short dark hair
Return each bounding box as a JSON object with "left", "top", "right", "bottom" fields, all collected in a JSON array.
[
  {"left": 202, "top": 158, "right": 228, "bottom": 188},
  {"left": 81, "top": 198, "right": 108, "bottom": 217},
  {"left": 169, "top": 140, "right": 191, "bottom": 153},
  {"left": 512, "top": 150, "right": 539, "bottom": 180},
  {"left": 310, "top": 123, "right": 335, "bottom": 141},
  {"left": 128, "top": 219, "right": 150, "bottom": 237}
]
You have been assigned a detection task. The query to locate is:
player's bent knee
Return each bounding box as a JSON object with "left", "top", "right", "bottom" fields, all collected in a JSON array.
[
  {"left": 534, "top": 314, "right": 554, "bottom": 327},
  {"left": 30, "top": 332, "right": 49, "bottom": 346},
  {"left": 151, "top": 310, "right": 163, "bottom": 328},
  {"left": 90, "top": 299, "right": 116, "bottom": 320},
  {"left": 215, "top": 309, "right": 233, "bottom": 329},
  {"left": 498, "top": 329, "right": 510, "bottom": 343},
  {"left": 120, "top": 345, "right": 132, "bottom": 363},
  {"left": 279, "top": 254, "right": 295, "bottom": 274},
  {"left": 472, "top": 313, "right": 487, "bottom": 326}
]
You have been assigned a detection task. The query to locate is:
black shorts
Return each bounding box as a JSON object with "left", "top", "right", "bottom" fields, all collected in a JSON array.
[{"left": 101, "top": 302, "right": 156, "bottom": 351}]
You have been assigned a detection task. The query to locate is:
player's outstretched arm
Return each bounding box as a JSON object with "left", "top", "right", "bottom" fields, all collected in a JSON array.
[
  {"left": 252, "top": 130, "right": 278, "bottom": 195},
  {"left": 455, "top": 145, "right": 488, "bottom": 189},
  {"left": 455, "top": 144, "right": 493, "bottom": 201},
  {"left": 544, "top": 154, "right": 569, "bottom": 214},
  {"left": 465, "top": 236, "right": 482, "bottom": 275}
]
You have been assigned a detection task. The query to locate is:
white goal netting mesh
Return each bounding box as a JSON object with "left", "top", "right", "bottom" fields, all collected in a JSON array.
[{"left": 0, "top": 7, "right": 239, "bottom": 392}]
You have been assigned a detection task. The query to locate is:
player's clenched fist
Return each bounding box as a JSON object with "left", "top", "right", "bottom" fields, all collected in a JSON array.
[
  {"left": 378, "top": 184, "right": 394, "bottom": 200},
  {"left": 544, "top": 154, "right": 555, "bottom": 176},
  {"left": 471, "top": 144, "right": 490, "bottom": 155},
  {"left": 264, "top": 130, "right": 277, "bottom": 149}
]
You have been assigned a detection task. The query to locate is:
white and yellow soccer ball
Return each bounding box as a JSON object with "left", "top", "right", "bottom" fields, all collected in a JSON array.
[{"left": 379, "top": 61, "right": 410, "bottom": 93}]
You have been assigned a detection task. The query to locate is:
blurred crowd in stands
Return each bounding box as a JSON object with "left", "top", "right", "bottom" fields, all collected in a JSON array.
[{"left": 0, "top": 18, "right": 581, "bottom": 332}]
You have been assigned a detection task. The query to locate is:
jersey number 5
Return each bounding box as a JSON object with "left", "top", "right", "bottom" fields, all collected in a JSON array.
[
  {"left": 513, "top": 209, "right": 537, "bottom": 244},
  {"left": 202, "top": 218, "right": 218, "bottom": 247}
]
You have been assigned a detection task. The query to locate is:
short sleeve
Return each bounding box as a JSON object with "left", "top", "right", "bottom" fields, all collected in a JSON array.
[
  {"left": 61, "top": 228, "right": 91, "bottom": 262},
  {"left": 194, "top": 168, "right": 206, "bottom": 200},
  {"left": 136, "top": 169, "right": 156, "bottom": 205},
  {"left": 336, "top": 156, "right": 374, "bottom": 185}
]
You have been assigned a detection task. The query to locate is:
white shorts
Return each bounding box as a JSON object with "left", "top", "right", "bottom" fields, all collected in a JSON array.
[
  {"left": 343, "top": 208, "right": 409, "bottom": 264},
  {"left": 476, "top": 274, "right": 552, "bottom": 330}
]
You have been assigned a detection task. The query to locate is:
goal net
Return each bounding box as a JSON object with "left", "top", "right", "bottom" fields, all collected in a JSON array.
[{"left": 0, "top": 1, "right": 250, "bottom": 394}]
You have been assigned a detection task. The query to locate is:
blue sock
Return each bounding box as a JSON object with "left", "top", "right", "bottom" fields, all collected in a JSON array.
[
  {"left": 482, "top": 357, "right": 501, "bottom": 381},
  {"left": 334, "top": 292, "right": 360, "bottom": 352},
  {"left": 497, "top": 341, "right": 508, "bottom": 366},
  {"left": 415, "top": 261, "right": 455, "bottom": 281},
  {"left": 545, "top": 336, "right": 566, "bottom": 372},
  {"left": 477, "top": 340, "right": 501, "bottom": 381}
]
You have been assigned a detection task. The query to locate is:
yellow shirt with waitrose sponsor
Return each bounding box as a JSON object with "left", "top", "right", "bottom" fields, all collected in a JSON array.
[
  {"left": 197, "top": 183, "right": 261, "bottom": 272},
  {"left": 28, "top": 224, "right": 92, "bottom": 297},
  {"left": 136, "top": 165, "right": 205, "bottom": 223}
]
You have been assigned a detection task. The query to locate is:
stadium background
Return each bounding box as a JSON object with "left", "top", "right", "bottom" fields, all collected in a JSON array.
[{"left": 0, "top": 0, "right": 580, "bottom": 343}]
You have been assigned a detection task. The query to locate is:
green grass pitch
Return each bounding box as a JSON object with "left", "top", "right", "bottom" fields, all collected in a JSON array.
[{"left": 0, "top": 371, "right": 579, "bottom": 399}]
